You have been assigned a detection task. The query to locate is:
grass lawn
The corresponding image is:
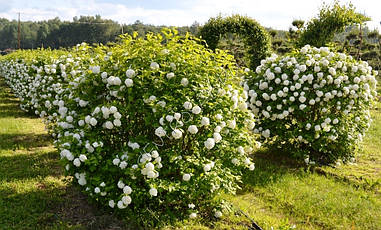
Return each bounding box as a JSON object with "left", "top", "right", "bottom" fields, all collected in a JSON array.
[{"left": 1, "top": 76, "right": 380, "bottom": 230}]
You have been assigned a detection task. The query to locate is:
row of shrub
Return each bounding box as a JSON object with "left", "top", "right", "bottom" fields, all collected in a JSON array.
[
  {"left": 0, "top": 29, "right": 377, "bottom": 225},
  {"left": 0, "top": 30, "right": 258, "bottom": 225}
]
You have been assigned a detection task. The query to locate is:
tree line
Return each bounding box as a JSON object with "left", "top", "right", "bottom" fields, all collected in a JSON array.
[{"left": 0, "top": 15, "right": 200, "bottom": 50}]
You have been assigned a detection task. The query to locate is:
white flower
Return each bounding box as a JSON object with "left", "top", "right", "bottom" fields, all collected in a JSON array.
[
  {"left": 204, "top": 138, "right": 215, "bottom": 150},
  {"left": 227, "top": 120, "right": 236, "bottom": 129},
  {"left": 102, "top": 107, "right": 110, "bottom": 116},
  {"left": 113, "top": 77, "right": 121, "bottom": 85},
  {"left": 150, "top": 62, "right": 159, "bottom": 70},
  {"left": 214, "top": 211, "right": 223, "bottom": 218},
  {"left": 145, "top": 162, "right": 154, "bottom": 171},
  {"left": 108, "top": 200, "right": 115, "bottom": 208},
  {"left": 91, "top": 65, "right": 100, "bottom": 74},
  {"left": 183, "top": 173, "right": 191, "bottom": 181},
  {"left": 215, "top": 114, "right": 223, "bottom": 120},
  {"left": 114, "top": 112, "right": 122, "bottom": 119},
  {"left": 213, "top": 132, "right": 222, "bottom": 143},
  {"left": 166, "top": 72, "right": 175, "bottom": 79},
  {"left": 105, "top": 121, "right": 114, "bottom": 129},
  {"left": 113, "top": 119, "right": 122, "bottom": 127},
  {"left": 78, "top": 120, "right": 85, "bottom": 126},
  {"left": 107, "top": 76, "right": 115, "bottom": 85},
  {"left": 73, "top": 158, "right": 81, "bottom": 167},
  {"left": 110, "top": 106, "right": 118, "bottom": 114},
  {"left": 119, "top": 161, "right": 127, "bottom": 169},
  {"left": 125, "top": 78, "right": 133, "bottom": 87},
  {"left": 156, "top": 100, "right": 166, "bottom": 108},
  {"left": 126, "top": 69, "right": 135, "bottom": 78},
  {"left": 172, "top": 129, "right": 183, "bottom": 139},
  {"left": 122, "top": 195, "right": 132, "bottom": 205},
  {"left": 66, "top": 116, "right": 73, "bottom": 123},
  {"left": 249, "top": 163, "right": 255, "bottom": 171},
  {"left": 79, "top": 100, "right": 88, "bottom": 107},
  {"left": 262, "top": 129, "right": 270, "bottom": 138},
  {"left": 299, "top": 65, "right": 307, "bottom": 72},
  {"left": 188, "top": 125, "right": 198, "bottom": 134},
  {"left": 123, "top": 186, "right": 132, "bottom": 194},
  {"left": 189, "top": 213, "right": 197, "bottom": 219},
  {"left": 315, "top": 125, "right": 321, "bottom": 131},
  {"left": 117, "top": 200, "right": 126, "bottom": 209},
  {"left": 79, "top": 154, "right": 87, "bottom": 162},
  {"left": 192, "top": 106, "right": 201, "bottom": 114},
  {"left": 151, "top": 150, "right": 159, "bottom": 158},
  {"left": 188, "top": 203, "right": 195, "bottom": 209},
  {"left": 232, "top": 158, "right": 239, "bottom": 165},
  {"left": 117, "top": 180, "right": 125, "bottom": 189},
  {"left": 94, "top": 187, "right": 101, "bottom": 193},
  {"left": 203, "top": 164, "right": 212, "bottom": 172},
  {"left": 89, "top": 117, "right": 97, "bottom": 126},
  {"left": 113, "top": 158, "right": 120, "bottom": 165},
  {"left": 65, "top": 151, "right": 74, "bottom": 161},
  {"left": 183, "top": 101, "right": 192, "bottom": 110},
  {"left": 149, "top": 188, "right": 158, "bottom": 196},
  {"left": 333, "top": 118, "right": 339, "bottom": 124},
  {"left": 174, "top": 113, "right": 181, "bottom": 120},
  {"left": 155, "top": 127, "right": 166, "bottom": 137},
  {"left": 166, "top": 115, "right": 174, "bottom": 122},
  {"left": 181, "top": 78, "right": 189, "bottom": 86}
]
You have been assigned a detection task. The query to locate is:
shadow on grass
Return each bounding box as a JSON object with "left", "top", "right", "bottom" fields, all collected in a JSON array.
[
  {"left": 0, "top": 150, "right": 61, "bottom": 182},
  {"left": 0, "top": 183, "right": 132, "bottom": 230},
  {"left": 239, "top": 147, "right": 307, "bottom": 194},
  {"left": 0, "top": 79, "right": 35, "bottom": 119},
  {"left": 0, "top": 148, "right": 132, "bottom": 229},
  {"left": 0, "top": 104, "right": 35, "bottom": 118},
  {"left": 0, "top": 133, "right": 52, "bottom": 150},
  {"left": 0, "top": 95, "right": 19, "bottom": 104}
]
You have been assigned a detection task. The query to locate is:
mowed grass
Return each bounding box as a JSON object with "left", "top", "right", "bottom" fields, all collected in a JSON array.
[
  {"left": 0, "top": 78, "right": 128, "bottom": 230},
  {"left": 1, "top": 76, "right": 381, "bottom": 230}
]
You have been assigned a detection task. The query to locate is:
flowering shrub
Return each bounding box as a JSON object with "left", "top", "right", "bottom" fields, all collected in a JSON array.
[
  {"left": 245, "top": 45, "right": 378, "bottom": 164},
  {"left": 0, "top": 30, "right": 257, "bottom": 225}
]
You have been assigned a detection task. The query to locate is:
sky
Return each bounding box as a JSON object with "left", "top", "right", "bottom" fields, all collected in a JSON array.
[{"left": 0, "top": 0, "right": 380, "bottom": 31}]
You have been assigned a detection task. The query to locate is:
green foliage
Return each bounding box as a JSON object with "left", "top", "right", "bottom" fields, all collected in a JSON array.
[
  {"left": 297, "top": 1, "right": 370, "bottom": 48},
  {"left": 1, "top": 66, "right": 381, "bottom": 229},
  {"left": 199, "top": 15, "right": 271, "bottom": 69},
  {"left": 245, "top": 45, "right": 378, "bottom": 164},
  {"left": 0, "top": 29, "right": 257, "bottom": 226}
]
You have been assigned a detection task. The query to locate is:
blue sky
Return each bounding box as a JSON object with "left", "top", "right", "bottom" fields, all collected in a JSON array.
[{"left": 0, "top": 0, "right": 380, "bottom": 30}]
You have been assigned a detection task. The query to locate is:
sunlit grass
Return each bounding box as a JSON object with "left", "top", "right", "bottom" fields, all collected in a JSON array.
[{"left": 1, "top": 76, "right": 380, "bottom": 229}]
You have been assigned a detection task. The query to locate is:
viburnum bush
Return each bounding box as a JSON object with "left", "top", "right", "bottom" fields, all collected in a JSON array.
[
  {"left": 245, "top": 45, "right": 378, "bottom": 164},
  {"left": 0, "top": 30, "right": 258, "bottom": 225}
]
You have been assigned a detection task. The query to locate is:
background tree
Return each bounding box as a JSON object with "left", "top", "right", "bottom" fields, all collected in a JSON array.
[
  {"left": 296, "top": 1, "right": 369, "bottom": 48},
  {"left": 199, "top": 14, "right": 271, "bottom": 69}
]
